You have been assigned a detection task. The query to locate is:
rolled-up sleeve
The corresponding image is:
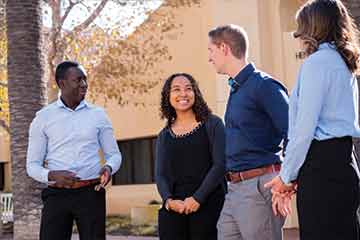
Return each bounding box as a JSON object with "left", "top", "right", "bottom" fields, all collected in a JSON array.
[
  {"left": 98, "top": 110, "right": 122, "bottom": 174},
  {"left": 26, "top": 115, "right": 50, "bottom": 183}
]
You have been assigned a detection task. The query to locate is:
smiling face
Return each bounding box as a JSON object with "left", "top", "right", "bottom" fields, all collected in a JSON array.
[
  {"left": 59, "top": 66, "right": 88, "bottom": 104},
  {"left": 169, "top": 75, "right": 195, "bottom": 113}
]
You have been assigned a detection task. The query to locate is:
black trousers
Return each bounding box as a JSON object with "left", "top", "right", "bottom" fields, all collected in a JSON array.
[
  {"left": 158, "top": 188, "right": 224, "bottom": 240},
  {"left": 297, "top": 137, "right": 359, "bottom": 240},
  {"left": 40, "top": 184, "right": 106, "bottom": 240}
]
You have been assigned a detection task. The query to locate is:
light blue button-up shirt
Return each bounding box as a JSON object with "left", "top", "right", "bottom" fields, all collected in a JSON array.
[
  {"left": 280, "top": 42, "right": 360, "bottom": 183},
  {"left": 26, "top": 98, "right": 122, "bottom": 184}
]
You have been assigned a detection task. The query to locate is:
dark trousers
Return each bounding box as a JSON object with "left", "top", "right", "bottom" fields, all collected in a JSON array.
[
  {"left": 40, "top": 185, "right": 106, "bottom": 240},
  {"left": 297, "top": 137, "right": 359, "bottom": 240},
  {"left": 158, "top": 188, "right": 224, "bottom": 240}
]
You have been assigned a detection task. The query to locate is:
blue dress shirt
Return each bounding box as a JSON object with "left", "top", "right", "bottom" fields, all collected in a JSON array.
[
  {"left": 26, "top": 99, "right": 122, "bottom": 184},
  {"left": 280, "top": 42, "right": 360, "bottom": 183},
  {"left": 225, "top": 63, "right": 289, "bottom": 171}
]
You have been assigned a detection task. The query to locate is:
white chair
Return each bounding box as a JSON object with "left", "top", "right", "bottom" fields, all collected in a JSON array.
[{"left": 0, "top": 193, "right": 13, "bottom": 224}]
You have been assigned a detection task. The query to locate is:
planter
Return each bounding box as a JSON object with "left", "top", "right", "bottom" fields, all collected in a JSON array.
[{"left": 130, "top": 204, "right": 161, "bottom": 226}]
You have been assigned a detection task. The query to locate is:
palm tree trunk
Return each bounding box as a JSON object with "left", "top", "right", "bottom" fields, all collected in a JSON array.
[{"left": 6, "top": 0, "right": 47, "bottom": 239}]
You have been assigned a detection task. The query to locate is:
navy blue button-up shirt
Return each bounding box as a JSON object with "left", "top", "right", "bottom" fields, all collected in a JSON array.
[{"left": 225, "top": 63, "right": 289, "bottom": 171}]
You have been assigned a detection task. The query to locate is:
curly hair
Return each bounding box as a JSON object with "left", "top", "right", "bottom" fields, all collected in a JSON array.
[
  {"left": 160, "top": 73, "right": 211, "bottom": 126},
  {"left": 294, "top": 0, "right": 360, "bottom": 73}
]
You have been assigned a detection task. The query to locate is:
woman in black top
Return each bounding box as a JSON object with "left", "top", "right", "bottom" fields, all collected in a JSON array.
[{"left": 156, "top": 73, "right": 226, "bottom": 240}]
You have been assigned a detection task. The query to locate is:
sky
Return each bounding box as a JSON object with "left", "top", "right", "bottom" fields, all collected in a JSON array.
[{"left": 42, "top": 0, "right": 164, "bottom": 36}]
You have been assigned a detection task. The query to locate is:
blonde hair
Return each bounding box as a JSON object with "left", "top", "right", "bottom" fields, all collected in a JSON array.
[{"left": 208, "top": 24, "right": 249, "bottom": 59}]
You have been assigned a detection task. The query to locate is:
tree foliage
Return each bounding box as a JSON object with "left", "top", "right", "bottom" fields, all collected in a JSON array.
[
  {"left": 48, "top": 0, "right": 201, "bottom": 106},
  {"left": 0, "top": 0, "right": 202, "bottom": 132}
]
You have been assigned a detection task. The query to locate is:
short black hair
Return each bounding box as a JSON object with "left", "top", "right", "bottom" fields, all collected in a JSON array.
[{"left": 55, "top": 61, "right": 80, "bottom": 86}]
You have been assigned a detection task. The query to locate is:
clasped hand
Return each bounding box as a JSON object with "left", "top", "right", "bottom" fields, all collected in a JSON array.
[
  {"left": 167, "top": 197, "right": 200, "bottom": 215},
  {"left": 264, "top": 176, "right": 297, "bottom": 217},
  {"left": 48, "top": 165, "right": 111, "bottom": 190}
]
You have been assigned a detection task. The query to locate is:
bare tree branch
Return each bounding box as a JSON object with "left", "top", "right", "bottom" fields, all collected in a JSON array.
[
  {"left": 79, "top": 1, "right": 92, "bottom": 13},
  {"left": 59, "top": 0, "right": 77, "bottom": 29},
  {"left": 0, "top": 119, "right": 9, "bottom": 134},
  {"left": 112, "top": 0, "right": 127, "bottom": 6},
  {"left": 72, "top": 0, "right": 109, "bottom": 33}
]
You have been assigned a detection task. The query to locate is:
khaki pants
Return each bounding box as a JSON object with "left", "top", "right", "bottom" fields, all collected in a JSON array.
[{"left": 217, "top": 172, "right": 285, "bottom": 240}]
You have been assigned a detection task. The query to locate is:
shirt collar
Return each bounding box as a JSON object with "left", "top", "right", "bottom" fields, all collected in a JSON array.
[
  {"left": 228, "top": 63, "right": 256, "bottom": 92},
  {"left": 56, "top": 98, "right": 89, "bottom": 111},
  {"left": 318, "top": 42, "right": 336, "bottom": 50}
]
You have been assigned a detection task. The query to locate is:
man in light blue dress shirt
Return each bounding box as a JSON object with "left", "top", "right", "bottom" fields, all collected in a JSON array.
[{"left": 26, "top": 61, "right": 122, "bottom": 240}]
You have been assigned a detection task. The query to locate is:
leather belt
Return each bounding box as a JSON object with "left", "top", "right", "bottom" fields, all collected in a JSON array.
[
  {"left": 50, "top": 178, "right": 100, "bottom": 189},
  {"left": 226, "top": 164, "right": 281, "bottom": 183}
]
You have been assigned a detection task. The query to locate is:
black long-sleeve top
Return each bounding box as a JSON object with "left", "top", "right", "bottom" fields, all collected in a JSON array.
[{"left": 155, "top": 114, "right": 226, "bottom": 204}]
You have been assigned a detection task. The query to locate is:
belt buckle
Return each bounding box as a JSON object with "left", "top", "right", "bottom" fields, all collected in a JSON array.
[
  {"left": 239, "top": 172, "right": 244, "bottom": 181},
  {"left": 226, "top": 172, "right": 233, "bottom": 182},
  {"left": 227, "top": 172, "right": 236, "bottom": 182}
]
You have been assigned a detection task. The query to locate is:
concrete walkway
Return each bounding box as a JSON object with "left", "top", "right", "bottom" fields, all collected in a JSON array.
[
  {"left": 71, "top": 229, "right": 299, "bottom": 240},
  {"left": 71, "top": 236, "right": 157, "bottom": 240},
  {"left": 0, "top": 229, "right": 299, "bottom": 240}
]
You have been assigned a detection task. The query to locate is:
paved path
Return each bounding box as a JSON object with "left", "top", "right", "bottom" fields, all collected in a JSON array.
[
  {"left": 0, "top": 229, "right": 299, "bottom": 239},
  {"left": 72, "top": 229, "right": 299, "bottom": 240},
  {"left": 72, "top": 236, "right": 157, "bottom": 240}
]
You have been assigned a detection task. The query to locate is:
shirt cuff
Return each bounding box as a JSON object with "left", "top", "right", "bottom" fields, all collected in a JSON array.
[
  {"left": 279, "top": 169, "right": 296, "bottom": 184},
  {"left": 41, "top": 169, "right": 50, "bottom": 184},
  {"left": 104, "top": 165, "right": 112, "bottom": 174},
  {"left": 192, "top": 192, "right": 205, "bottom": 204},
  {"left": 105, "top": 161, "right": 117, "bottom": 175}
]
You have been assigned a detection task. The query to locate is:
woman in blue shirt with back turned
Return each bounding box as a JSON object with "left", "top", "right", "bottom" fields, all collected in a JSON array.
[{"left": 265, "top": 0, "right": 360, "bottom": 239}]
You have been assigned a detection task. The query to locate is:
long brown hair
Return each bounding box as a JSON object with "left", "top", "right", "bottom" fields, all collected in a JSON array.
[{"left": 294, "top": 0, "right": 360, "bottom": 73}]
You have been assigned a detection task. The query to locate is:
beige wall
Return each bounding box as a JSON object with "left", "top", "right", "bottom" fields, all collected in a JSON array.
[
  {"left": 0, "top": 134, "right": 9, "bottom": 163},
  {"left": 211, "top": 0, "right": 263, "bottom": 116},
  {"left": 212, "top": 0, "right": 303, "bottom": 116},
  {"left": 98, "top": 0, "right": 302, "bottom": 138},
  {"left": 104, "top": 1, "right": 304, "bottom": 222},
  {"left": 107, "top": 184, "right": 161, "bottom": 215},
  {"left": 0, "top": 134, "right": 11, "bottom": 191},
  {"left": 98, "top": 1, "right": 217, "bottom": 140},
  {"left": 2, "top": 1, "right": 305, "bottom": 226}
]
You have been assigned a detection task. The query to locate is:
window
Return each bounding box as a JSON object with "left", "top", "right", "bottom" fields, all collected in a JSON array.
[
  {"left": 112, "top": 136, "right": 156, "bottom": 185},
  {"left": 0, "top": 163, "right": 4, "bottom": 191}
]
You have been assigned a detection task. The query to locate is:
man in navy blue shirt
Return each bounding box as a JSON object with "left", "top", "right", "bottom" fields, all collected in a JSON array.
[{"left": 208, "top": 25, "right": 289, "bottom": 240}]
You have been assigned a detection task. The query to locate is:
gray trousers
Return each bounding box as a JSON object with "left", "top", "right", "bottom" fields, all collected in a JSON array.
[{"left": 217, "top": 172, "right": 285, "bottom": 240}]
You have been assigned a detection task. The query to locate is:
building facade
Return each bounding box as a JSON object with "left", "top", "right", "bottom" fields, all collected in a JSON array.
[{"left": 0, "top": 0, "right": 305, "bottom": 226}]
